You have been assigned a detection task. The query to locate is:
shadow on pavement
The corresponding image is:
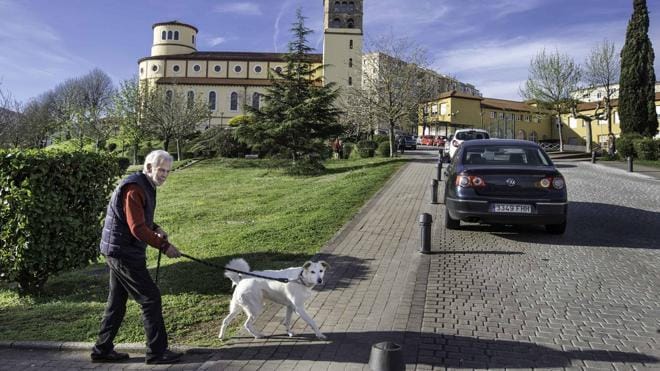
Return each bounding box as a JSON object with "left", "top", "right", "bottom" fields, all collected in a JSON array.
[
  {"left": 219, "top": 331, "right": 659, "bottom": 368},
  {"left": 495, "top": 201, "right": 660, "bottom": 249}
]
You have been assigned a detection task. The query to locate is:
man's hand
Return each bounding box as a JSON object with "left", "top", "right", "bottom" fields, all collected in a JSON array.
[
  {"left": 155, "top": 227, "right": 168, "bottom": 240},
  {"left": 164, "top": 244, "right": 181, "bottom": 258}
]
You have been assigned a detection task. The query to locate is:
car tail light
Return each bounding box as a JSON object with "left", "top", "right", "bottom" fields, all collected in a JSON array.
[
  {"left": 456, "top": 175, "right": 486, "bottom": 188},
  {"left": 537, "top": 176, "right": 565, "bottom": 189}
]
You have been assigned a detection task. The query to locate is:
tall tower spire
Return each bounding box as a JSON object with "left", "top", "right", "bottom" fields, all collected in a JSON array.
[{"left": 322, "top": 0, "right": 363, "bottom": 90}]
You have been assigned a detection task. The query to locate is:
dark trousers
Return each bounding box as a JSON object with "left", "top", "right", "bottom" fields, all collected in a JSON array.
[{"left": 93, "top": 256, "right": 168, "bottom": 356}]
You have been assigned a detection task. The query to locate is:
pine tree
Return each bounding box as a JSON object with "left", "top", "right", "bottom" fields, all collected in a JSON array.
[
  {"left": 236, "top": 8, "right": 342, "bottom": 166},
  {"left": 618, "top": 0, "right": 657, "bottom": 137}
]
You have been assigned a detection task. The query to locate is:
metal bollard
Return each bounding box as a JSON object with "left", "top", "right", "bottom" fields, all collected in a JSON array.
[
  {"left": 435, "top": 162, "right": 442, "bottom": 181},
  {"left": 369, "top": 341, "right": 404, "bottom": 371},
  {"left": 627, "top": 156, "right": 633, "bottom": 172},
  {"left": 591, "top": 151, "right": 596, "bottom": 163},
  {"left": 418, "top": 213, "right": 432, "bottom": 254},
  {"left": 430, "top": 179, "right": 438, "bottom": 204}
]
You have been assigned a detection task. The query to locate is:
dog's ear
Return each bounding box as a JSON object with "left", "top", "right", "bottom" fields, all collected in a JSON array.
[
  {"left": 319, "top": 261, "right": 330, "bottom": 270},
  {"left": 303, "top": 261, "right": 313, "bottom": 270}
]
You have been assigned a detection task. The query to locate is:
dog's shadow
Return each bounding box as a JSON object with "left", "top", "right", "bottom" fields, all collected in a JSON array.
[{"left": 218, "top": 331, "right": 659, "bottom": 368}]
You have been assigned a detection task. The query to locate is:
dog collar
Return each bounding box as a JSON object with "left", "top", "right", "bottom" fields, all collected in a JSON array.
[{"left": 293, "top": 270, "right": 314, "bottom": 287}]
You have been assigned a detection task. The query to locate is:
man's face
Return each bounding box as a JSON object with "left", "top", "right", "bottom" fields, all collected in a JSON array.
[{"left": 146, "top": 160, "right": 172, "bottom": 187}]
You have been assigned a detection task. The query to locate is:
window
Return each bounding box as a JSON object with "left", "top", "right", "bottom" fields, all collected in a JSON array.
[
  {"left": 151, "top": 65, "right": 159, "bottom": 72},
  {"left": 331, "top": 18, "right": 341, "bottom": 27},
  {"left": 440, "top": 103, "right": 447, "bottom": 115},
  {"left": 174, "top": 31, "right": 179, "bottom": 40},
  {"left": 140, "top": 67, "right": 144, "bottom": 75},
  {"left": 209, "top": 91, "right": 216, "bottom": 110},
  {"left": 431, "top": 104, "right": 438, "bottom": 114},
  {"left": 252, "top": 92, "right": 260, "bottom": 109},
  {"left": 173, "top": 65, "right": 180, "bottom": 72},
  {"left": 234, "top": 65, "right": 242, "bottom": 73},
  {"left": 165, "top": 90, "right": 172, "bottom": 104},
  {"left": 167, "top": 30, "right": 173, "bottom": 40},
  {"left": 347, "top": 18, "right": 354, "bottom": 28},
  {"left": 348, "top": 76, "right": 352, "bottom": 86},
  {"left": 348, "top": 58, "right": 353, "bottom": 68},
  {"left": 214, "top": 65, "right": 221, "bottom": 72},
  {"left": 187, "top": 91, "right": 194, "bottom": 109},
  {"left": 193, "top": 64, "right": 201, "bottom": 72},
  {"left": 529, "top": 131, "right": 538, "bottom": 142},
  {"left": 489, "top": 111, "right": 496, "bottom": 119},
  {"left": 274, "top": 66, "right": 283, "bottom": 74},
  {"left": 161, "top": 31, "right": 166, "bottom": 40},
  {"left": 254, "top": 65, "right": 262, "bottom": 73},
  {"left": 192, "top": 35, "right": 195, "bottom": 44},
  {"left": 230, "top": 92, "right": 238, "bottom": 111},
  {"left": 499, "top": 112, "right": 504, "bottom": 119},
  {"left": 569, "top": 117, "right": 578, "bottom": 128},
  {"left": 349, "top": 39, "right": 353, "bottom": 49},
  {"left": 349, "top": 1, "right": 355, "bottom": 11},
  {"left": 615, "top": 112, "right": 620, "bottom": 123},
  {"left": 656, "top": 105, "right": 660, "bottom": 117}
]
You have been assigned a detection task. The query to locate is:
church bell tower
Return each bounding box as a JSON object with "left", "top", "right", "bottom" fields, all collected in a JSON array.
[{"left": 322, "top": 0, "right": 363, "bottom": 90}]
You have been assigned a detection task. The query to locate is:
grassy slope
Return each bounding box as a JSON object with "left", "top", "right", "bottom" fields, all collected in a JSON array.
[{"left": 0, "top": 157, "right": 404, "bottom": 347}]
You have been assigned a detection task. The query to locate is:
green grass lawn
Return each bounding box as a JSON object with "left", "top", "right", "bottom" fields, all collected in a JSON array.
[{"left": 0, "top": 156, "right": 405, "bottom": 347}]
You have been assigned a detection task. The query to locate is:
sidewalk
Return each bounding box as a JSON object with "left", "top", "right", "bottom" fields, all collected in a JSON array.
[{"left": 0, "top": 151, "right": 444, "bottom": 370}]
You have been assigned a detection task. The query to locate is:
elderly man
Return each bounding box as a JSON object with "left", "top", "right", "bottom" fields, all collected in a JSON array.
[{"left": 91, "top": 150, "right": 183, "bottom": 365}]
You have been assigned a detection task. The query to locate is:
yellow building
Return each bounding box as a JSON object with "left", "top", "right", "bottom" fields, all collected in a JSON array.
[
  {"left": 419, "top": 91, "right": 553, "bottom": 141},
  {"left": 138, "top": 1, "right": 363, "bottom": 127}
]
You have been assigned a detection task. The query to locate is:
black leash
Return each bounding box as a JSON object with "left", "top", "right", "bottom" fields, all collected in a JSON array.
[
  {"left": 180, "top": 253, "right": 290, "bottom": 283},
  {"left": 155, "top": 249, "right": 162, "bottom": 285}
]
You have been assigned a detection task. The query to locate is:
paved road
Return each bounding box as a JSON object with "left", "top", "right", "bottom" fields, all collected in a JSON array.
[{"left": 1, "top": 150, "right": 659, "bottom": 370}]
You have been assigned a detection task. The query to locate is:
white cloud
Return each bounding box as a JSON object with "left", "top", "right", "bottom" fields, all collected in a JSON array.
[
  {"left": 214, "top": 2, "right": 262, "bottom": 16},
  {"left": 207, "top": 36, "right": 227, "bottom": 47}
]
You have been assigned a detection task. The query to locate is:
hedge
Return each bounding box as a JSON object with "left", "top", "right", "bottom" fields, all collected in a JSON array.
[{"left": 0, "top": 150, "right": 123, "bottom": 295}]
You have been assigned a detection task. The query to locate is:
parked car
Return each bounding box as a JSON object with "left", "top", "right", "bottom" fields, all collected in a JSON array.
[
  {"left": 433, "top": 136, "right": 447, "bottom": 147},
  {"left": 403, "top": 135, "right": 417, "bottom": 150},
  {"left": 447, "top": 129, "right": 490, "bottom": 158},
  {"left": 443, "top": 139, "right": 568, "bottom": 234}
]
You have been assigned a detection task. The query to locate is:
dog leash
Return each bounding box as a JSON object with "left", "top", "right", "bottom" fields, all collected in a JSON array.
[{"left": 180, "top": 253, "right": 290, "bottom": 283}]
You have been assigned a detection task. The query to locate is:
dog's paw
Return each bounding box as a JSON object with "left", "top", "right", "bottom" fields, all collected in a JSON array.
[
  {"left": 253, "top": 333, "right": 265, "bottom": 339},
  {"left": 316, "top": 333, "right": 327, "bottom": 340},
  {"left": 287, "top": 331, "right": 295, "bottom": 337}
]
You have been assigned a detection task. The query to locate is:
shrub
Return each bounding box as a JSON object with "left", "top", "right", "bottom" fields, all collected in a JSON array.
[
  {"left": 357, "top": 140, "right": 377, "bottom": 158},
  {"left": 616, "top": 134, "right": 642, "bottom": 159},
  {"left": 284, "top": 156, "right": 326, "bottom": 176},
  {"left": 634, "top": 137, "right": 658, "bottom": 160},
  {"left": 341, "top": 142, "right": 354, "bottom": 159},
  {"left": 373, "top": 135, "right": 389, "bottom": 144},
  {"left": 188, "top": 127, "right": 250, "bottom": 158},
  {"left": 106, "top": 143, "right": 117, "bottom": 152},
  {"left": 377, "top": 141, "right": 391, "bottom": 157},
  {"left": 117, "top": 157, "right": 131, "bottom": 172},
  {"left": 0, "top": 150, "right": 123, "bottom": 295}
]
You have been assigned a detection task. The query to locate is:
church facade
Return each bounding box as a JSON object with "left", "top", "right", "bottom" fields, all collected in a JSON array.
[{"left": 138, "top": 1, "right": 364, "bottom": 128}]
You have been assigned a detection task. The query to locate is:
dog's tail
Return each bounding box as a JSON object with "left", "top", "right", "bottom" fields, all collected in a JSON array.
[{"left": 224, "top": 258, "right": 251, "bottom": 287}]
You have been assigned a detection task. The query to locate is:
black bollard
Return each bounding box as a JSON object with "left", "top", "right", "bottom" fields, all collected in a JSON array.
[
  {"left": 435, "top": 162, "right": 442, "bottom": 181},
  {"left": 418, "top": 213, "right": 432, "bottom": 254},
  {"left": 627, "top": 156, "right": 633, "bottom": 172},
  {"left": 591, "top": 151, "right": 596, "bottom": 163},
  {"left": 430, "top": 179, "right": 438, "bottom": 204},
  {"left": 369, "top": 341, "right": 404, "bottom": 371}
]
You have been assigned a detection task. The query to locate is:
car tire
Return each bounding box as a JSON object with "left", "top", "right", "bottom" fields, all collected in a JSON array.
[
  {"left": 445, "top": 207, "right": 460, "bottom": 229},
  {"left": 545, "top": 221, "right": 566, "bottom": 234}
]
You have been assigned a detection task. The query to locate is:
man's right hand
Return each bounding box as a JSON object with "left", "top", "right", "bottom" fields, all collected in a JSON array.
[{"left": 165, "top": 244, "right": 181, "bottom": 258}]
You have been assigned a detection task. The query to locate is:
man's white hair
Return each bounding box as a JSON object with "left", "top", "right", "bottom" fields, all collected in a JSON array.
[{"left": 143, "top": 150, "right": 173, "bottom": 173}]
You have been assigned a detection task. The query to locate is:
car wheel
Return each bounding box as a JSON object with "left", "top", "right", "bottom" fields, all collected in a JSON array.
[
  {"left": 545, "top": 221, "right": 566, "bottom": 234},
  {"left": 445, "top": 207, "right": 460, "bottom": 229}
]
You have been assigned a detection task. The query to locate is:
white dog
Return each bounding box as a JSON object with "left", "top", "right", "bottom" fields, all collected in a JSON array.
[{"left": 219, "top": 258, "right": 329, "bottom": 340}]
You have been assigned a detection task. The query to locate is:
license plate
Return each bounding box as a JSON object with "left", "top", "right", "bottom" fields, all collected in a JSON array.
[{"left": 491, "top": 204, "right": 532, "bottom": 213}]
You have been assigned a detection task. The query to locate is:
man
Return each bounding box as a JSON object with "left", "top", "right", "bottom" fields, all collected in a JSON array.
[{"left": 91, "top": 150, "right": 183, "bottom": 365}]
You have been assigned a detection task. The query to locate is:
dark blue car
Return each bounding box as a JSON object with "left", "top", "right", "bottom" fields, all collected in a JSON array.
[{"left": 443, "top": 139, "right": 568, "bottom": 234}]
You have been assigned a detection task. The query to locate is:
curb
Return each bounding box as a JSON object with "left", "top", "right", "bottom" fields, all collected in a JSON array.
[{"left": 0, "top": 340, "right": 220, "bottom": 354}]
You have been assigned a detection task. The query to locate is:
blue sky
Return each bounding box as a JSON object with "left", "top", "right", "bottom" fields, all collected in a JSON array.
[{"left": 1, "top": 0, "right": 658, "bottom": 103}]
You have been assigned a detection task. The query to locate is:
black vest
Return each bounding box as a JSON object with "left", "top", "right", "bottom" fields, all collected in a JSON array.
[{"left": 99, "top": 172, "right": 156, "bottom": 260}]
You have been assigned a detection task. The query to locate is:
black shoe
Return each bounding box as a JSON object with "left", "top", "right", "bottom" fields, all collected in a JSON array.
[
  {"left": 90, "top": 350, "right": 130, "bottom": 363},
  {"left": 145, "top": 350, "right": 183, "bottom": 364}
]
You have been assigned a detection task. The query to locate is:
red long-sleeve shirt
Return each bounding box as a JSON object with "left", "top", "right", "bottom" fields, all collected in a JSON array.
[{"left": 123, "top": 184, "right": 171, "bottom": 252}]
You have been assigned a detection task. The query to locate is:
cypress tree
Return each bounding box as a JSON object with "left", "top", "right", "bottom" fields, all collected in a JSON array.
[{"left": 618, "top": 0, "right": 657, "bottom": 137}]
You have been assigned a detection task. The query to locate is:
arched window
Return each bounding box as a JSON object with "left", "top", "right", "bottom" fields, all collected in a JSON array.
[
  {"left": 529, "top": 131, "right": 538, "bottom": 142},
  {"left": 187, "top": 91, "right": 194, "bottom": 109},
  {"left": 347, "top": 18, "right": 354, "bottom": 28},
  {"left": 165, "top": 90, "right": 173, "bottom": 105},
  {"left": 174, "top": 31, "right": 179, "bottom": 40},
  {"left": 331, "top": 18, "right": 341, "bottom": 27},
  {"left": 192, "top": 35, "right": 195, "bottom": 44},
  {"left": 348, "top": 58, "right": 353, "bottom": 68},
  {"left": 167, "top": 30, "right": 173, "bottom": 40},
  {"left": 348, "top": 76, "right": 353, "bottom": 86},
  {"left": 230, "top": 92, "right": 239, "bottom": 111},
  {"left": 349, "top": 39, "right": 353, "bottom": 49},
  {"left": 252, "top": 92, "right": 260, "bottom": 109},
  {"left": 209, "top": 91, "right": 216, "bottom": 111},
  {"left": 334, "top": 1, "right": 340, "bottom": 11},
  {"left": 349, "top": 1, "right": 355, "bottom": 11},
  {"left": 161, "top": 31, "right": 166, "bottom": 40}
]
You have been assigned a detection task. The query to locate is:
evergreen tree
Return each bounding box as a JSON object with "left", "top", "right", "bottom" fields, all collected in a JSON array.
[
  {"left": 618, "top": 0, "right": 657, "bottom": 137},
  {"left": 235, "top": 8, "right": 342, "bottom": 164}
]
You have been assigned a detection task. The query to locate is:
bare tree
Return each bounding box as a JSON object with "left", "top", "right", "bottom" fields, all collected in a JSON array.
[
  {"left": 520, "top": 49, "right": 582, "bottom": 152},
  {"left": 144, "top": 86, "right": 210, "bottom": 160},
  {"left": 113, "top": 77, "right": 153, "bottom": 164},
  {"left": 347, "top": 34, "right": 436, "bottom": 156},
  {"left": 583, "top": 40, "right": 620, "bottom": 155},
  {"left": 0, "top": 87, "right": 25, "bottom": 148},
  {"left": 78, "top": 69, "right": 115, "bottom": 150}
]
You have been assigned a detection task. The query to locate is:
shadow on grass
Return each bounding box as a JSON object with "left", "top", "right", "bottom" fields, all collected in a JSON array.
[
  {"left": 324, "top": 158, "right": 407, "bottom": 175},
  {"left": 218, "top": 331, "right": 659, "bottom": 368},
  {"left": 18, "top": 253, "right": 369, "bottom": 303}
]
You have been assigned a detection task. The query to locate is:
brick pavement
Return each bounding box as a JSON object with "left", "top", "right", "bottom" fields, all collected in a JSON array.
[{"left": 1, "top": 151, "right": 659, "bottom": 370}]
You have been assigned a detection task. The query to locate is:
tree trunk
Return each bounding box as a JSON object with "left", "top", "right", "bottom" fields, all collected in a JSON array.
[
  {"left": 556, "top": 111, "right": 564, "bottom": 152},
  {"left": 585, "top": 120, "right": 592, "bottom": 153},
  {"left": 389, "top": 121, "right": 396, "bottom": 158},
  {"left": 133, "top": 142, "right": 139, "bottom": 165},
  {"left": 606, "top": 103, "right": 615, "bottom": 156},
  {"left": 176, "top": 139, "right": 182, "bottom": 161}
]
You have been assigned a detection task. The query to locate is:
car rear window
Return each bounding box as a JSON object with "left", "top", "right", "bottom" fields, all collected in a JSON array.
[
  {"left": 455, "top": 131, "right": 490, "bottom": 140},
  {"left": 463, "top": 146, "right": 550, "bottom": 166}
]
